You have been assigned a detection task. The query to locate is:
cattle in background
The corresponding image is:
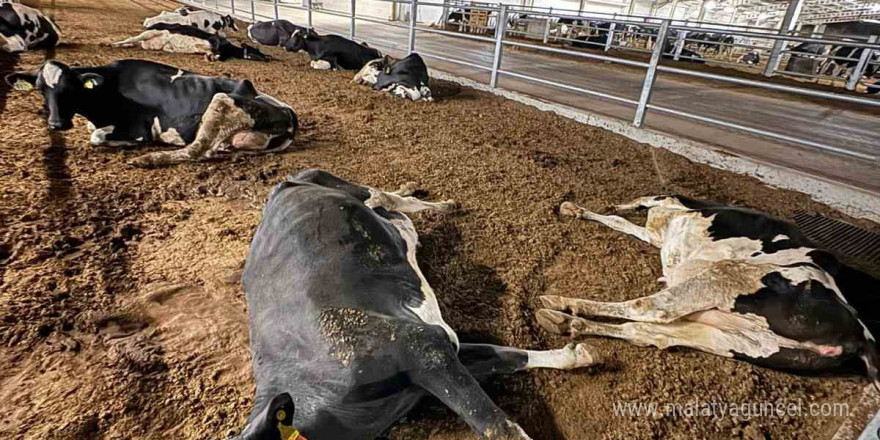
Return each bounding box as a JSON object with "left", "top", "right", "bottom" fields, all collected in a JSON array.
[
  {"left": 284, "top": 30, "right": 381, "bottom": 70},
  {"left": 354, "top": 53, "right": 432, "bottom": 101},
  {"left": 5, "top": 59, "right": 297, "bottom": 167},
  {"left": 0, "top": 2, "right": 60, "bottom": 52},
  {"left": 230, "top": 169, "right": 600, "bottom": 440},
  {"left": 571, "top": 21, "right": 612, "bottom": 48},
  {"left": 113, "top": 23, "right": 270, "bottom": 62},
  {"left": 737, "top": 51, "right": 760, "bottom": 66},
  {"left": 820, "top": 45, "right": 880, "bottom": 81},
  {"left": 143, "top": 8, "right": 237, "bottom": 37},
  {"left": 537, "top": 196, "right": 879, "bottom": 387},
  {"left": 663, "top": 39, "right": 705, "bottom": 63},
  {"left": 247, "top": 19, "right": 311, "bottom": 47}
]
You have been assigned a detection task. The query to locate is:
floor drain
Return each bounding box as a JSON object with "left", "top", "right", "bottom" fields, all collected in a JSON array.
[{"left": 793, "top": 211, "right": 880, "bottom": 265}]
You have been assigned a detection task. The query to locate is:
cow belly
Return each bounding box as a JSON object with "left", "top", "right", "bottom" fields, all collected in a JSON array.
[{"left": 142, "top": 32, "right": 211, "bottom": 54}]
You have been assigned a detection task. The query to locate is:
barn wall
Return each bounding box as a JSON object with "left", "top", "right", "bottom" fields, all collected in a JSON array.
[{"left": 823, "top": 21, "right": 880, "bottom": 39}]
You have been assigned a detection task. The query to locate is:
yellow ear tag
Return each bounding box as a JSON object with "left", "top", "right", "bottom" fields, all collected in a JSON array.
[
  {"left": 384, "top": 66, "right": 391, "bottom": 74},
  {"left": 275, "top": 409, "right": 305, "bottom": 439},
  {"left": 13, "top": 79, "right": 33, "bottom": 91},
  {"left": 83, "top": 79, "right": 96, "bottom": 89}
]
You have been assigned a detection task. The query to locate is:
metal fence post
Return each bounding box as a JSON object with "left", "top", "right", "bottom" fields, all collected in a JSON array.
[
  {"left": 273, "top": 0, "right": 279, "bottom": 19},
  {"left": 231, "top": 0, "right": 236, "bottom": 16},
  {"left": 846, "top": 35, "right": 878, "bottom": 91},
  {"left": 250, "top": 0, "right": 255, "bottom": 21},
  {"left": 350, "top": 0, "right": 356, "bottom": 39},
  {"left": 604, "top": 22, "right": 616, "bottom": 52},
  {"left": 407, "top": 0, "right": 417, "bottom": 54},
  {"left": 633, "top": 19, "right": 669, "bottom": 128},
  {"left": 215, "top": 0, "right": 219, "bottom": 12},
  {"left": 307, "top": 0, "right": 313, "bottom": 30},
  {"left": 490, "top": 4, "right": 508, "bottom": 88},
  {"left": 673, "top": 30, "right": 686, "bottom": 60},
  {"left": 542, "top": 18, "right": 550, "bottom": 44}
]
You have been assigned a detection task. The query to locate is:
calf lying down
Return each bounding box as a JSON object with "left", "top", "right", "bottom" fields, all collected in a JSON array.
[
  {"left": 353, "top": 53, "right": 433, "bottom": 101},
  {"left": 5, "top": 59, "right": 296, "bottom": 167},
  {"left": 230, "top": 170, "right": 600, "bottom": 440},
  {"left": 0, "top": 2, "right": 60, "bottom": 53},
  {"left": 142, "top": 8, "right": 238, "bottom": 37},
  {"left": 113, "top": 23, "right": 269, "bottom": 62},
  {"left": 537, "top": 195, "right": 879, "bottom": 388}
]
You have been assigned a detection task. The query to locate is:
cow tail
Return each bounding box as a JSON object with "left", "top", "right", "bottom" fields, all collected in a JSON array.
[{"left": 863, "top": 337, "right": 880, "bottom": 393}]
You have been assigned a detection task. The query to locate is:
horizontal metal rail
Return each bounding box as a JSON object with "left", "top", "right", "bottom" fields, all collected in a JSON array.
[{"left": 499, "top": 69, "right": 640, "bottom": 106}]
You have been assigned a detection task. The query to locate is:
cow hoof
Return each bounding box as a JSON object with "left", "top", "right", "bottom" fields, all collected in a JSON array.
[
  {"left": 397, "top": 181, "right": 418, "bottom": 197},
  {"left": 536, "top": 309, "right": 573, "bottom": 335},
  {"left": 538, "top": 295, "right": 568, "bottom": 312},
  {"left": 565, "top": 342, "right": 602, "bottom": 367},
  {"left": 559, "top": 202, "right": 583, "bottom": 218},
  {"left": 439, "top": 199, "right": 459, "bottom": 213}
]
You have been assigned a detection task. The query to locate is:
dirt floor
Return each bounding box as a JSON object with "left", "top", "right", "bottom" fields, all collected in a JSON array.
[{"left": 1, "top": 0, "right": 878, "bottom": 439}]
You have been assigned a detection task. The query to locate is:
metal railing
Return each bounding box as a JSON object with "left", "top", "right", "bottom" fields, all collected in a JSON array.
[{"left": 180, "top": 0, "right": 879, "bottom": 162}]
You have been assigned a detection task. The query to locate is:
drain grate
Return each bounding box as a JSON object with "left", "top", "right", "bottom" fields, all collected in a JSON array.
[{"left": 793, "top": 211, "right": 880, "bottom": 265}]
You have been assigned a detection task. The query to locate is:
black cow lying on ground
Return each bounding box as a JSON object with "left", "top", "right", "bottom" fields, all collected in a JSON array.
[
  {"left": 284, "top": 30, "right": 381, "bottom": 70},
  {"left": 0, "top": 2, "right": 60, "bottom": 52},
  {"left": 231, "top": 169, "right": 600, "bottom": 440},
  {"left": 663, "top": 40, "right": 705, "bottom": 63},
  {"left": 113, "top": 23, "right": 270, "bottom": 62},
  {"left": 353, "top": 53, "right": 432, "bottom": 101},
  {"left": 143, "top": 8, "right": 238, "bottom": 37},
  {"left": 537, "top": 196, "right": 879, "bottom": 388},
  {"left": 5, "top": 59, "right": 297, "bottom": 167},
  {"left": 247, "top": 19, "right": 311, "bottom": 47}
]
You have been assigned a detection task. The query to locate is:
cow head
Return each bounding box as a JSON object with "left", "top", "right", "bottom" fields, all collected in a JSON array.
[
  {"left": 352, "top": 57, "right": 385, "bottom": 86},
  {"left": 282, "top": 29, "right": 307, "bottom": 52},
  {"left": 223, "top": 15, "right": 239, "bottom": 32},
  {"left": 230, "top": 393, "right": 302, "bottom": 440},
  {"left": 5, "top": 60, "right": 104, "bottom": 131}
]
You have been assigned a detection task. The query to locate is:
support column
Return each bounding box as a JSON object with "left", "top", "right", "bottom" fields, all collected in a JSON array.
[
  {"left": 668, "top": 0, "right": 678, "bottom": 19},
  {"left": 763, "top": 0, "right": 804, "bottom": 77}
]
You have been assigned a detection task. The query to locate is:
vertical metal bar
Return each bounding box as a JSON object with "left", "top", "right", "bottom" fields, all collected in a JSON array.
[
  {"left": 307, "top": 0, "right": 313, "bottom": 30},
  {"left": 350, "top": 0, "right": 356, "bottom": 39},
  {"left": 215, "top": 0, "right": 219, "bottom": 12},
  {"left": 407, "top": 0, "right": 417, "bottom": 54},
  {"left": 231, "top": 0, "right": 236, "bottom": 16},
  {"left": 250, "top": 0, "right": 255, "bottom": 21},
  {"left": 847, "top": 35, "right": 878, "bottom": 91},
  {"left": 273, "top": 0, "right": 279, "bottom": 19},
  {"left": 633, "top": 19, "right": 669, "bottom": 128},
  {"left": 490, "top": 4, "right": 508, "bottom": 88},
  {"left": 673, "top": 30, "right": 686, "bottom": 60},
  {"left": 763, "top": 0, "right": 804, "bottom": 77},
  {"left": 604, "top": 22, "right": 616, "bottom": 52},
  {"left": 542, "top": 17, "right": 550, "bottom": 44}
]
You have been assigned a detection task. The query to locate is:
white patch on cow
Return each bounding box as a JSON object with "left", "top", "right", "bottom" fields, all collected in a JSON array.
[
  {"left": 151, "top": 117, "right": 163, "bottom": 139},
  {"left": 771, "top": 234, "right": 789, "bottom": 242},
  {"left": 89, "top": 125, "right": 115, "bottom": 146},
  {"left": 389, "top": 85, "right": 423, "bottom": 101},
  {"left": 136, "top": 137, "right": 144, "bottom": 142},
  {"left": 170, "top": 69, "right": 184, "bottom": 83},
  {"left": 526, "top": 343, "right": 600, "bottom": 369},
  {"left": 158, "top": 128, "right": 186, "bottom": 146},
  {"left": 143, "top": 10, "right": 225, "bottom": 35},
  {"left": 352, "top": 59, "right": 382, "bottom": 85},
  {"left": 0, "top": 34, "right": 27, "bottom": 52},
  {"left": 86, "top": 121, "right": 96, "bottom": 131},
  {"left": 387, "top": 215, "right": 459, "bottom": 350},
  {"left": 246, "top": 24, "right": 255, "bottom": 43},
  {"left": 41, "top": 63, "right": 63, "bottom": 89},
  {"left": 310, "top": 60, "right": 332, "bottom": 70},
  {"left": 256, "top": 93, "right": 290, "bottom": 109}
]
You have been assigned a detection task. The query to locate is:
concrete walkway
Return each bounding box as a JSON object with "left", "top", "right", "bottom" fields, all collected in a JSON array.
[{"left": 215, "top": 0, "right": 879, "bottom": 195}]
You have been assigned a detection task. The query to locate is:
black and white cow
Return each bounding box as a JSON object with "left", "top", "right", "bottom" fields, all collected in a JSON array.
[
  {"left": 536, "top": 196, "right": 879, "bottom": 387},
  {"left": 663, "top": 40, "right": 705, "bottom": 63},
  {"left": 284, "top": 30, "right": 381, "bottom": 70},
  {"left": 353, "top": 53, "right": 432, "bottom": 101},
  {"left": 230, "top": 169, "right": 600, "bottom": 440},
  {"left": 820, "top": 45, "right": 880, "bottom": 80},
  {"left": 0, "top": 2, "right": 60, "bottom": 52},
  {"left": 5, "top": 59, "right": 297, "bottom": 167},
  {"left": 142, "top": 8, "right": 238, "bottom": 37},
  {"left": 247, "top": 19, "right": 310, "bottom": 47},
  {"left": 114, "top": 23, "right": 270, "bottom": 62},
  {"left": 737, "top": 51, "right": 760, "bottom": 66}
]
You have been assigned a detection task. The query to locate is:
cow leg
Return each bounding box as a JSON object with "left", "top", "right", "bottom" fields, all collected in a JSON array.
[
  {"left": 129, "top": 94, "right": 254, "bottom": 168},
  {"left": 112, "top": 30, "right": 165, "bottom": 47},
  {"left": 458, "top": 342, "right": 600, "bottom": 380},
  {"left": 410, "top": 333, "right": 533, "bottom": 439},
  {"left": 538, "top": 259, "right": 769, "bottom": 323},
  {"left": 364, "top": 186, "right": 457, "bottom": 214},
  {"left": 560, "top": 201, "right": 656, "bottom": 245},
  {"left": 310, "top": 59, "right": 333, "bottom": 70}
]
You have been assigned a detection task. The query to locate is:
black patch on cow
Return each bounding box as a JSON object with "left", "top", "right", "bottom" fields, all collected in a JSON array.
[
  {"left": 808, "top": 249, "right": 880, "bottom": 338},
  {"left": 690, "top": 206, "right": 811, "bottom": 253},
  {"left": 204, "top": 19, "right": 210, "bottom": 28},
  {"left": 733, "top": 272, "right": 864, "bottom": 346},
  {"left": 732, "top": 347, "right": 859, "bottom": 373},
  {"left": 212, "top": 21, "right": 222, "bottom": 30}
]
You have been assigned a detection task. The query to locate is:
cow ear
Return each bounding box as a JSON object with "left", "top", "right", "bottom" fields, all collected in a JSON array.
[
  {"left": 232, "top": 79, "right": 259, "bottom": 98},
  {"left": 266, "top": 393, "right": 298, "bottom": 440},
  {"left": 5, "top": 72, "right": 37, "bottom": 91},
  {"left": 80, "top": 73, "right": 104, "bottom": 90}
]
